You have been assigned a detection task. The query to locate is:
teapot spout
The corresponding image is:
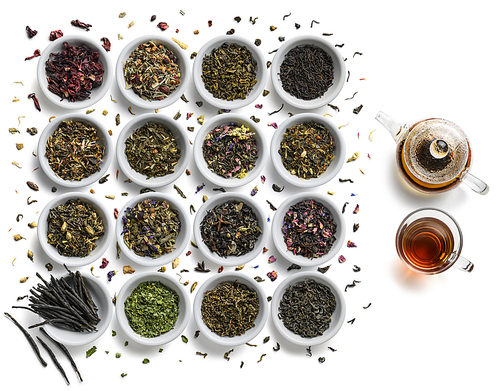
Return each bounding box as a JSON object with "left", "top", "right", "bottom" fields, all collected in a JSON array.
[{"left": 375, "top": 111, "right": 406, "bottom": 142}]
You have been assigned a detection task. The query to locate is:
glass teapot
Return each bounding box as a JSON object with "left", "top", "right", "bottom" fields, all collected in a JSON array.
[{"left": 375, "top": 112, "right": 489, "bottom": 195}]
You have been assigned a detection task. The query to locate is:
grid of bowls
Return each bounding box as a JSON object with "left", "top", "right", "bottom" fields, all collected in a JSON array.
[
  {"left": 37, "top": 192, "right": 113, "bottom": 267},
  {"left": 37, "top": 113, "right": 113, "bottom": 188},
  {"left": 272, "top": 192, "right": 347, "bottom": 267},
  {"left": 270, "top": 35, "right": 347, "bottom": 110},
  {"left": 115, "top": 272, "right": 191, "bottom": 346},
  {"left": 192, "top": 192, "right": 269, "bottom": 267},
  {"left": 192, "top": 35, "right": 268, "bottom": 109},
  {"left": 270, "top": 113, "right": 347, "bottom": 188},
  {"left": 193, "top": 113, "right": 269, "bottom": 188},
  {"left": 192, "top": 272, "right": 269, "bottom": 346},
  {"left": 116, "top": 35, "right": 191, "bottom": 109},
  {"left": 115, "top": 193, "right": 191, "bottom": 267},
  {"left": 37, "top": 35, "right": 114, "bottom": 110},
  {"left": 115, "top": 113, "right": 191, "bottom": 188},
  {"left": 33, "top": 32, "right": 348, "bottom": 347}
]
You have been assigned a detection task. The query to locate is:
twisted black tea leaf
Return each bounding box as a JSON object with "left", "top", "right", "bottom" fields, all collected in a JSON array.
[{"left": 278, "top": 279, "right": 336, "bottom": 338}]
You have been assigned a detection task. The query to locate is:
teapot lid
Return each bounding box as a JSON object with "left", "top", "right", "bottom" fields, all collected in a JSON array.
[{"left": 402, "top": 118, "right": 470, "bottom": 185}]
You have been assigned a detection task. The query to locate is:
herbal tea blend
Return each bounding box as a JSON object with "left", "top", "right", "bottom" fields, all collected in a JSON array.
[
  {"left": 45, "top": 120, "right": 105, "bottom": 181},
  {"left": 202, "top": 122, "right": 259, "bottom": 178},
  {"left": 124, "top": 122, "right": 181, "bottom": 179},
  {"left": 282, "top": 199, "right": 337, "bottom": 258},
  {"left": 279, "top": 44, "right": 334, "bottom": 100},
  {"left": 201, "top": 281, "right": 259, "bottom": 337},
  {"left": 278, "top": 279, "right": 336, "bottom": 338},
  {"left": 121, "top": 198, "right": 180, "bottom": 259},
  {"left": 45, "top": 41, "right": 104, "bottom": 102},
  {"left": 201, "top": 43, "right": 258, "bottom": 101},
  {"left": 123, "top": 40, "right": 181, "bottom": 101},
  {"left": 200, "top": 200, "right": 262, "bottom": 258},
  {"left": 47, "top": 199, "right": 105, "bottom": 258},
  {"left": 279, "top": 121, "right": 335, "bottom": 179},
  {"left": 124, "top": 281, "right": 179, "bottom": 338}
]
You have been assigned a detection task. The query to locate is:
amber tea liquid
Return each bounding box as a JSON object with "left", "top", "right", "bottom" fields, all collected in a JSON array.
[{"left": 397, "top": 217, "right": 454, "bottom": 272}]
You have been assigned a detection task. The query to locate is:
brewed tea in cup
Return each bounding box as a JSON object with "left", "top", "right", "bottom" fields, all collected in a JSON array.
[{"left": 395, "top": 208, "right": 473, "bottom": 274}]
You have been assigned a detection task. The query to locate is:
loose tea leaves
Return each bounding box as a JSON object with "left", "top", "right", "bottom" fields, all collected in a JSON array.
[
  {"left": 282, "top": 199, "right": 337, "bottom": 259},
  {"left": 201, "top": 281, "right": 259, "bottom": 337},
  {"left": 202, "top": 122, "right": 259, "bottom": 179},
  {"left": 279, "top": 45, "right": 334, "bottom": 100},
  {"left": 123, "top": 40, "right": 181, "bottom": 101},
  {"left": 45, "top": 41, "right": 104, "bottom": 102},
  {"left": 125, "top": 122, "right": 181, "bottom": 179},
  {"left": 121, "top": 198, "right": 180, "bottom": 259},
  {"left": 124, "top": 281, "right": 179, "bottom": 338},
  {"left": 278, "top": 279, "right": 336, "bottom": 338},
  {"left": 201, "top": 43, "right": 258, "bottom": 101},
  {"left": 279, "top": 121, "right": 335, "bottom": 179},
  {"left": 45, "top": 120, "right": 106, "bottom": 182},
  {"left": 47, "top": 199, "right": 105, "bottom": 258},
  {"left": 200, "top": 200, "right": 262, "bottom": 258}
]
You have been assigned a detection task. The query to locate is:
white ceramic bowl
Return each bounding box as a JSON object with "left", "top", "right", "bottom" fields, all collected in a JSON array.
[
  {"left": 40, "top": 272, "right": 112, "bottom": 346},
  {"left": 37, "top": 35, "right": 113, "bottom": 109},
  {"left": 193, "top": 271, "right": 269, "bottom": 346},
  {"left": 192, "top": 35, "right": 267, "bottom": 109},
  {"left": 116, "top": 35, "right": 190, "bottom": 109},
  {"left": 271, "top": 271, "right": 346, "bottom": 346},
  {"left": 193, "top": 113, "right": 268, "bottom": 188},
  {"left": 271, "top": 192, "right": 346, "bottom": 267},
  {"left": 270, "top": 113, "right": 346, "bottom": 188},
  {"left": 192, "top": 192, "right": 269, "bottom": 267},
  {"left": 115, "top": 272, "right": 191, "bottom": 346},
  {"left": 37, "top": 113, "right": 113, "bottom": 188},
  {"left": 115, "top": 193, "right": 190, "bottom": 267},
  {"left": 116, "top": 113, "right": 191, "bottom": 188},
  {"left": 270, "top": 35, "right": 346, "bottom": 110},
  {"left": 37, "top": 192, "right": 113, "bottom": 267}
]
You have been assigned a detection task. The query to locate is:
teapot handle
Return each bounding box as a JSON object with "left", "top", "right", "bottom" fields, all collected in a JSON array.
[
  {"left": 461, "top": 172, "right": 489, "bottom": 195},
  {"left": 375, "top": 111, "right": 405, "bottom": 142}
]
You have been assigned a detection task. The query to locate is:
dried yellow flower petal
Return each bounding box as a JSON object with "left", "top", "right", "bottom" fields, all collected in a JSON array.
[
  {"left": 172, "top": 258, "right": 180, "bottom": 269},
  {"left": 347, "top": 152, "right": 360, "bottom": 163},
  {"left": 123, "top": 265, "right": 136, "bottom": 274},
  {"left": 172, "top": 37, "right": 188, "bottom": 49}
]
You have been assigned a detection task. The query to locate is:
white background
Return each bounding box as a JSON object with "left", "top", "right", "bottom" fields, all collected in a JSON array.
[{"left": 1, "top": 1, "right": 499, "bottom": 390}]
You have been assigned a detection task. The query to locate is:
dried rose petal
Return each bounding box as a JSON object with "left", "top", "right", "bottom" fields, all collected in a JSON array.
[
  {"left": 100, "top": 258, "right": 109, "bottom": 269},
  {"left": 267, "top": 270, "right": 278, "bottom": 282},
  {"left": 338, "top": 255, "right": 347, "bottom": 263},
  {"left": 347, "top": 240, "right": 357, "bottom": 248}
]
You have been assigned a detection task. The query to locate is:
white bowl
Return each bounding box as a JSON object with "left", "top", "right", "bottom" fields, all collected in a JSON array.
[
  {"left": 37, "top": 35, "right": 113, "bottom": 109},
  {"left": 271, "top": 192, "right": 346, "bottom": 267},
  {"left": 271, "top": 271, "right": 346, "bottom": 346},
  {"left": 40, "top": 272, "right": 112, "bottom": 346},
  {"left": 115, "top": 193, "right": 190, "bottom": 267},
  {"left": 192, "top": 35, "right": 267, "bottom": 109},
  {"left": 193, "top": 192, "right": 269, "bottom": 267},
  {"left": 193, "top": 113, "right": 268, "bottom": 188},
  {"left": 37, "top": 113, "right": 113, "bottom": 188},
  {"left": 193, "top": 271, "right": 269, "bottom": 346},
  {"left": 270, "top": 113, "right": 346, "bottom": 188},
  {"left": 37, "top": 192, "right": 113, "bottom": 267},
  {"left": 116, "top": 113, "right": 191, "bottom": 188},
  {"left": 116, "top": 272, "right": 191, "bottom": 346},
  {"left": 270, "top": 35, "right": 346, "bottom": 110},
  {"left": 116, "top": 35, "right": 190, "bottom": 109}
]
